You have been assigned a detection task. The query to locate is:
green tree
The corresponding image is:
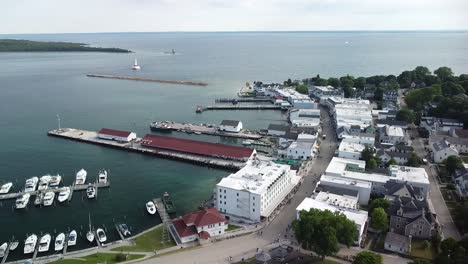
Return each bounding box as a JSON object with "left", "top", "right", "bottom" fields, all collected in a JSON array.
[
  {"left": 328, "top": 77, "right": 341, "bottom": 88},
  {"left": 445, "top": 155, "right": 463, "bottom": 175},
  {"left": 434, "top": 66, "right": 454, "bottom": 81},
  {"left": 397, "top": 70, "right": 415, "bottom": 88},
  {"left": 414, "top": 66, "right": 431, "bottom": 83},
  {"left": 387, "top": 158, "right": 398, "bottom": 166},
  {"left": 406, "top": 152, "right": 421, "bottom": 167},
  {"left": 355, "top": 77, "right": 367, "bottom": 90},
  {"left": 441, "top": 238, "right": 458, "bottom": 255},
  {"left": 441, "top": 81, "right": 464, "bottom": 96},
  {"left": 296, "top": 84, "right": 309, "bottom": 95},
  {"left": 396, "top": 108, "right": 415, "bottom": 123},
  {"left": 369, "top": 198, "right": 390, "bottom": 214},
  {"left": 371, "top": 208, "right": 388, "bottom": 232},
  {"left": 367, "top": 158, "right": 378, "bottom": 170},
  {"left": 432, "top": 233, "right": 442, "bottom": 253},
  {"left": 361, "top": 146, "right": 374, "bottom": 163},
  {"left": 315, "top": 226, "right": 339, "bottom": 259},
  {"left": 374, "top": 87, "right": 384, "bottom": 101},
  {"left": 352, "top": 251, "right": 383, "bottom": 264},
  {"left": 404, "top": 84, "right": 441, "bottom": 110}
]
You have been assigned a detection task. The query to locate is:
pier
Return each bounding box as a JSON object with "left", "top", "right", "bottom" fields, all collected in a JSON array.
[
  {"left": 115, "top": 224, "right": 125, "bottom": 241},
  {"left": 153, "top": 198, "right": 170, "bottom": 223},
  {"left": 196, "top": 105, "right": 282, "bottom": 112},
  {"left": 86, "top": 74, "right": 208, "bottom": 86},
  {"left": 48, "top": 128, "right": 246, "bottom": 170},
  {"left": 215, "top": 98, "right": 274, "bottom": 103},
  {"left": 151, "top": 121, "right": 263, "bottom": 140},
  {"left": 63, "top": 233, "right": 69, "bottom": 255},
  {"left": 1, "top": 243, "right": 10, "bottom": 264}
]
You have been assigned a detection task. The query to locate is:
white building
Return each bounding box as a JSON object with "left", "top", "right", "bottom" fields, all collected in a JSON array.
[
  {"left": 296, "top": 197, "right": 368, "bottom": 245},
  {"left": 215, "top": 158, "right": 300, "bottom": 223},
  {"left": 379, "top": 125, "right": 407, "bottom": 146},
  {"left": 219, "top": 120, "right": 243, "bottom": 133},
  {"left": 341, "top": 134, "right": 376, "bottom": 147},
  {"left": 421, "top": 117, "right": 464, "bottom": 135},
  {"left": 332, "top": 99, "right": 373, "bottom": 138},
  {"left": 171, "top": 208, "right": 227, "bottom": 243},
  {"left": 292, "top": 99, "right": 317, "bottom": 109},
  {"left": 316, "top": 175, "right": 372, "bottom": 205},
  {"left": 97, "top": 128, "right": 137, "bottom": 142},
  {"left": 287, "top": 141, "right": 314, "bottom": 160},
  {"left": 338, "top": 141, "right": 365, "bottom": 160},
  {"left": 309, "top": 85, "right": 344, "bottom": 102},
  {"left": 275, "top": 88, "right": 310, "bottom": 105},
  {"left": 289, "top": 109, "right": 321, "bottom": 122},
  {"left": 431, "top": 140, "right": 459, "bottom": 163}
]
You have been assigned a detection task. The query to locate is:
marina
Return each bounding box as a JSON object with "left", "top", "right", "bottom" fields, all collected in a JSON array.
[
  {"left": 48, "top": 128, "right": 249, "bottom": 170},
  {"left": 86, "top": 74, "right": 208, "bottom": 86},
  {"left": 196, "top": 104, "right": 283, "bottom": 112}
]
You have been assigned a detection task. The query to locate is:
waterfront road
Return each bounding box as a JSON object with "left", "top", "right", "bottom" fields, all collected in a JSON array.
[{"left": 409, "top": 125, "right": 461, "bottom": 240}]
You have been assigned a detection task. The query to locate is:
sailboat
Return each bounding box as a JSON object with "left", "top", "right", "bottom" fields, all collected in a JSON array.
[
  {"left": 86, "top": 213, "right": 94, "bottom": 243},
  {"left": 132, "top": 59, "right": 141, "bottom": 70}
]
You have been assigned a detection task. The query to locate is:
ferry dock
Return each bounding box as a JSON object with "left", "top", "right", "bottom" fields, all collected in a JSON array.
[
  {"left": 150, "top": 121, "right": 263, "bottom": 140},
  {"left": 86, "top": 74, "right": 208, "bottom": 86},
  {"left": 196, "top": 104, "right": 283, "bottom": 112},
  {"left": 47, "top": 129, "right": 250, "bottom": 170},
  {"left": 215, "top": 98, "right": 274, "bottom": 103}
]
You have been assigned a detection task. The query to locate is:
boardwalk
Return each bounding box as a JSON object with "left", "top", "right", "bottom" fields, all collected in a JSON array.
[
  {"left": 198, "top": 105, "right": 282, "bottom": 112},
  {"left": 48, "top": 128, "right": 246, "bottom": 170},
  {"left": 86, "top": 74, "right": 208, "bottom": 86}
]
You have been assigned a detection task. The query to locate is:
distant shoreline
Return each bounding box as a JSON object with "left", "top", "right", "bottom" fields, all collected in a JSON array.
[{"left": 0, "top": 39, "right": 132, "bottom": 53}]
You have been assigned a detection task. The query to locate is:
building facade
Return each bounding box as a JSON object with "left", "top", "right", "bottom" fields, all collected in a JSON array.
[{"left": 219, "top": 120, "right": 243, "bottom": 133}]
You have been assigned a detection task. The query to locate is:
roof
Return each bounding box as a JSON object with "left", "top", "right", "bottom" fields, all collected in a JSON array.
[
  {"left": 385, "top": 232, "right": 410, "bottom": 248},
  {"left": 452, "top": 129, "right": 468, "bottom": 139},
  {"left": 172, "top": 219, "right": 197, "bottom": 238},
  {"left": 141, "top": 134, "right": 254, "bottom": 159},
  {"left": 98, "top": 128, "right": 132, "bottom": 137},
  {"left": 315, "top": 184, "right": 359, "bottom": 197},
  {"left": 220, "top": 120, "right": 241, "bottom": 126},
  {"left": 432, "top": 140, "right": 450, "bottom": 152},
  {"left": 182, "top": 208, "right": 225, "bottom": 227},
  {"left": 268, "top": 124, "right": 290, "bottom": 132},
  {"left": 376, "top": 119, "right": 408, "bottom": 127}
]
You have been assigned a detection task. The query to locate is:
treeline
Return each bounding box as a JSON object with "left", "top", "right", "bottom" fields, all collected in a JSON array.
[{"left": 0, "top": 39, "right": 131, "bottom": 53}]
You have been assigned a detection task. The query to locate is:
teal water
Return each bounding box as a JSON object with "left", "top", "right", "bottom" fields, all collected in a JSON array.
[{"left": 0, "top": 32, "right": 467, "bottom": 258}]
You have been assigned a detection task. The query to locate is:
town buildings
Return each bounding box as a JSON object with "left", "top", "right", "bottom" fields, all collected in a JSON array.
[
  {"left": 384, "top": 232, "right": 411, "bottom": 254},
  {"left": 309, "top": 85, "right": 344, "bottom": 102},
  {"left": 338, "top": 141, "right": 365, "bottom": 160},
  {"left": 421, "top": 117, "right": 463, "bottom": 135},
  {"left": 431, "top": 140, "right": 459, "bottom": 163},
  {"left": 171, "top": 208, "right": 227, "bottom": 244}
]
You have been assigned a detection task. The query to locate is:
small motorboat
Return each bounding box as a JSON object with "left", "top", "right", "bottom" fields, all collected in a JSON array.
[
  {"left": 0, "top": 243, "right": 7, "bottom": 258},
  {"left": 86, "top": 185, "right": 96, "bottom": 199},
  {"left": 9, "top": 241, "right": 19, "bottom": 251},
  {"left": 146, "top": 201, "right": 156, "bottom": 215},
  {"left": 34, "top": 192, "right": 44, "bottom": 206},
  {"left": 132, "top": 59, "right": 141, "bottom": 70},
  {"left": 54, "top": 233, "right": 65, "bottom": 251},
  {"left": 49, "top": 174, "right": 62, "bottom": 187},
  {"left": 86, "top": 213, "right": 94, "bottom": 243},
  {"left": 16, "top": 193, "right": 31, "bottom": 209},
  {"left": 75, "top": 169, "right": 87, "bottom": 185},
  {"left": 38, "top": 175, "right": 52, "bottom": 191},
  {"left": 0, "top": 182, "right": 13, "bottom": 194},
  {"left": 96, "top": 228, "right": 107, "bottom": 243},
  {"left": 24, "top": 177, "right": 39, "bottom": 192},
  {"left": 57, "top": 187, "right": 70, "bottom": 202},
  {"left": 38, "top": 234, "right": 51, "bottom": 252},
  {"left": 118, "top": 224, "right": 131, "bottom": 236},
  {"left": 67, "top": 230, "right": 77, "bottom": 246},
  {"left": 24, "top": 234, "right": 37, "bottom": 254},
  {"left": 242, "top": 140, "right": 253, "bottom": 146},
  {"left": 98, "top": 169, "right": 108, "bottom": 184},
  {"left": 43, "top": 191, "right": 55, "bottom": 206}
]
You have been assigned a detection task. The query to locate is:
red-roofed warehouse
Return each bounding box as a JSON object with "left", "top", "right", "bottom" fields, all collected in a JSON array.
[{"left": 98, "top": 128, "right": 137, "bottom": 142}]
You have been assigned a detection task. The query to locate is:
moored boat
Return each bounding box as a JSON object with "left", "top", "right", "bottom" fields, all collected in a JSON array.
[
  {"left": 0, "top": 243, "right": 7, "bottom": 258},
  {"left": 24, "top": 177, "right": 39, "bottom": 192},
  {"left": 150, "top": 122, "right": 173, "bottom": 133},
  {"left": 57, "top": 187, "right": 70, "bottom": 202},
  {"left": 38, "top": 175, "right": 52, "bottom": 191},
  {"left": 118, "top": 224, "right": 131, "bottom": 236},
  {"left": 96, "top": 228, "right": 107, "bottom": 243},
  {"left": 242, "top": 140, "right": 253, "bottom": 146},
  {"left": 75, "top": 169, "right": 87, "bottom": 185},
  {"left": 34, "top": 192, "right": 44, "bottom": 206},
  {"left": 49, "top": 174, "right": 62, "bottom": 187},
  {"left": 38, "top": 234, "right": 51, "bottom": 253},
  {"left": 9, "top": 241, "right": 19, "bottom": 251},
  {"left": 54, "top": 233, "right": 65, "bottom": 251},
  {"left": 162, "top": 192, "right": 176, "bottom": 215},
  {"left": 98, "top": 169, "right": 108, "bottom": 184},
  {"left": 67, "top": 230, "right": 77, "bottom": 246},
  {"left": 24, "top": 234, "right": 37, "bottom": 254},
  {"left": 132, "top": 59, "right": 141, "bottom": 70},
  {"left": 43, "top": 191, "right": 55, "bottom": 206},
  {"left": 16, "top": 193, "right": 31, "bottom": 209},
  {"left": 86, "top": 185, "right": 96, "bottom": 199},
  {"left": 146, "top": 201, "right": 156, "bottom": 215},
  {"left": 86, "top": 213, "right": 94, "bottom": 243},
  {"left": 0, "top": 182, "right": 13, "bottom": 194}
]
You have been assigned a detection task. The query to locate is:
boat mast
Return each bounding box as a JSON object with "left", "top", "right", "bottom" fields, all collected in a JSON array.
[
  {"left": 56, "top": 114, "right": 61, "bottom": 131},
  {"left": 88, "top": 213, "right": 92, "bottom": 232}
]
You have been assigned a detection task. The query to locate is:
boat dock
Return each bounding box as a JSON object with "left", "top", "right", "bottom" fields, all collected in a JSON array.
[
  {"left": 196, "top": 105, "right": 283, "bottom": 112},
  {"left": 47, "top": 128, "right": 246, "bottom": 170},
  {"left": 32, "top": 238, "right": 40, "bottom": 262},
  {"left": 1, "top": 243, "right": 10, "bottom": 264},
  {"left": 86, "top": 74, "right": 208, "bottom": 86},
  {"left": 93, "top": 230, "right": 101, "bottom": 247},
  {"left": 215, "top": 98, "right": 274, "bottom": 103},
  {"left": 114, "top": 224, "right": 125, "bottom": 241},
  {"left": 153, "top": 198, "right": 170, "bottom": 223},
  {"left": 62, "top": 233, "right": 69, "bottom": 255},
  {"left": 151, "top": 121, "right": 263, "bottom": 140}
]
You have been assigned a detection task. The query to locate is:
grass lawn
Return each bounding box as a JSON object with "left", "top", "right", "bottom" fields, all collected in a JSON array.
[
  {"left": 112, "top": 226, "right": 176, "bottom": 252},
  {"left": 410, "top": 240, "right": 435, "bottom": 260},
  {"left": 50, "top": 253, "right": 145, "bottom": 264},
  {"left": 226, "top": 224, "right": 242, "bottom": 232}
]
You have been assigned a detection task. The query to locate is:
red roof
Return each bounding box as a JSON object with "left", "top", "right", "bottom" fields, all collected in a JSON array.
[
  {"left": 172, "top": 219, "right": 197, "bottom": 238},
  {"left": 141, "top": 134, "right": 254, "bottom": 159},
  {"left": 182, "top": 208, "right": 226, "bottom": 228},
  {"left": 98, "top": 128, "right": 132, "bottom": 137},
  {"left": 199, "top": 231, "right": 211, "bottom": 240}
]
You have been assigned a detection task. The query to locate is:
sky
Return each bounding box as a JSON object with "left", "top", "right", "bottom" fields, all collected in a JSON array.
[{"left": 1, "top": 0, "right": 467, "bottom": 34}]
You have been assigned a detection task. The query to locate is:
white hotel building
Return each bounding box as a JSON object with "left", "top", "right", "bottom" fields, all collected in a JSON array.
[{"left": 215, "top": 158, "right": 300, "bottom": 223}]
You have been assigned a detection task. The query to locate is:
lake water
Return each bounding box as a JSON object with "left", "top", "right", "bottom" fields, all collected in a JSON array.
[{"left": 0, "top": 31, "right": 467, "bottom": 258}]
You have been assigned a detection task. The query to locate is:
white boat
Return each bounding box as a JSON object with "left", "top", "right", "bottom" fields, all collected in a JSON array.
[
  {"left": 98, "top": 169, "right": 108, "bottom": 184},
  {"left": 38, "top": 175, "right": 52, "bottom": 191},
  {"left": 96, "top": 228, "right": 107, "bottom": 243},
  {"left": 146, "top": 201, "right": 156, "bottom": 215},
  {"left": 24, "top": 177, "right": 39, "bottom": 192},
  {"left": 24, "top": 234, "right": 37, "bottom": 254},
  {"left": 57, "top": 187, "right": 70, "bottom": 202},
  {"left": 49, "top": 174, "right": 62, "bottom": 187},
  {"left": 16, "top": 193, "right": 31, "bottom": 209},
  {"left": 34, "top": 192, "right": 44, "bottom": 205},
  {"left": 9, "top": 241, "right": 18, "bottom": 251},
  {"left": 0, "top": 243, "right": 7, "bottom": 258},
  {"left": 86, "top": 213, "right": 94, "bottom": 243},
  {"left": 86, "top": 185, "right": 96, "bottom": 199},
  {"left": 132, "top": 59, "right": 141, "bottom": 70},
  {"left": 118, "top": 224, "right": 131, "bottom": 236},
  {"left": 38, "top": 234, "right": 51, "bottom": 252},
  {"left": 43, "top": 191, "right": 55, "bottom": 206},
  {"left": 242, "top": 140, "right": 253, "bottom": 146},
  {"left": 0, "top": 182, "right": 13, "bottom": 194},
  {"left": 54, "top": 233, "right": 65, "bottom": 251},
  {"left": 67, "top": 230, "right": 77, "bottom": 246},
  {"left": 75, "top": 169, "right": 87, "bottom": 185}
]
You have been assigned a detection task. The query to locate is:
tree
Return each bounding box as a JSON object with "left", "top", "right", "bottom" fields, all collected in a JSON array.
[
  {"left": 414, "top": 66, "right": 431, "bottom": 83},
  {"left": 315, "top": 226, "right": 339, "bottom": 259},
  {"left": 422, "top": 240, "right": 431, "bottom": 250},
  {"left": 396, "top": 108, "right": 415, "bottom": 123},
  {"left": 406, "top": 152, "right": 421, "bottom": 167},
  {"left": 441, "top": 81, "right": 464, "bottom": 96},
  {"left": 284, "top": 78, "right": 292, "bottom": 86},
  {"left": 397, "top": 70, "right": 415, "bottom": 88},
  {"left": 296, "top": 84, "right": 309, "bottom": 95},
  {"left": 369, "top": 198, "right": 390, "bottom": 214},
  {"left": 445, "top": 155, "right": 463, "bottom": 175},
  {"left": 371, "top": 208, "right": 388, "bottom": 232},
  {"left": 405, "top": 84, "right": 442, "bottom": 110},
  {"left": 352, "top": 251, "right": 382, "bottom": 264},
  {"left": 361, "top": 146, "right": 374, "bottom": 163},
  {"left": 432, "top": 233, "right": 442, "bottom": 253},
  {"left": 355, "top": 77, "right": 367, "bottom": 90},
  {"left": 434, "top": 66, "right": 454, "bottom": 81},
  {"left": 328, "top": 77, "right": 341, "bottom": 88},
  {"left": 387, "top": 158, "right": 398, "bottom": 166},
  {"left": 374, "top": 87, "right": 383, "bottom": 101},
  {"left": 367, "top": 159, "right": 378, "bottom": 170}
]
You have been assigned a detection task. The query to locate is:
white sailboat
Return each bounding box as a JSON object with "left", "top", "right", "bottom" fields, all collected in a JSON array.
[
  {"left": 24, "top": 234, "right": 37, "bottom": 254},
  {"left": 49, "top": 174, "right": 62, "bottom": 187},
  {"left": 15, "top": 193, "right": 31, "bottom": 209},
  {"left": 43, "top": 191, "right": 55, "bottom": 206},
  {"left": 146, "top": 201, "right": 156, "bottom": 215},
  {"left": 98, "top": 169, "right": 108, "bottom": 184},
  {"left": 132, "top": 59, "right": 141, "bottom": 70},
  {"left": 86, "top": 214, "right": 94, "bottom": 243},
  {"left": 57, "top": 187, "right": 70, "bottom": 202},
  {"left": 96, "top": 228, "right": 107, "bottom": 243},
  {"left": 9, "top": 241, "right": 19, "bottom": 251},
  {"left": 75, "top": 169, "right": 87, "bottom": 185},
  {"left": 24, "top": 177, "right": 39, "bottom": 192},
  {"left": 54, "top": 233, "right": 65, "bottom": 251},
  {"left": 0, "top": 243, "right": 7, "bottom": 258},
  {"left": 38, "top": 234, "right": 51, "bottom": 252},
  {"left": 67, "top": 230, "right": 77, "bottom": 246},
  {"left": 38, "top": 175, "right": 52, "bottom": 191},
  {"left": 0, "top": 182, "right": 13, "bottom": 194}
]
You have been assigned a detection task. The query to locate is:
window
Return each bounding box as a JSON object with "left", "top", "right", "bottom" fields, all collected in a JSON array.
[
  {"left": 237, "top": 193, "right": 239, "bottom": 197},
  {"left": 253, "top": 203, "right": 255, "bottom": 206},
  {"left": 224, "top": 196, "right": 226, "bottom": 199},
  {"left": 220, "top": 195, "right": 222, "bottom": 198},
  {"left": 253, "top": 197, "right": 255, "bottom": 200},
  {"left": 224, "top": 190, "right": 226, "bottom": 193},
  {"left": 224, "top": 201, "right": 226, "bottom": 205},
  {"left": 219, "top": 231, "right": 221, "bottom": 234},
  {"left": 219, "top": 188, "right": 222, "bottom": 192},
  {"left": 253, "top": 209, "right": 255, "bottom": 212}
]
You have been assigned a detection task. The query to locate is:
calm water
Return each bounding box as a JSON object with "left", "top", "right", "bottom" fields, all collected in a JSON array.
[{"left": 0, "top": 32, "right": 467, "bottom": 258}]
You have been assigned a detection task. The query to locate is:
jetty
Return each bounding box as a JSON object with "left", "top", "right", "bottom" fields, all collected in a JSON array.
[
  {"left": 86, "top": 74, "right": 208, "bottom": 86},
  {"left": 215, "top": 98, "right": 274, "bottom": 103},
  {"left": 115, "top": 224, "right": 125, "bottom": 241},
  {"left": 153, "top": 198, "right": 170, "bottom": 223},
  {"left": 196, "top": 105, "right": 282, "bottom": 112},
  {"left": 47, "top": 128, "right": 247, "bottom": 170},
  {"left": 150, "top": 121, "right": 262, "bottom": 140},
  {"left": 1, "top": 243, "right": 10, "bottom": 264}
]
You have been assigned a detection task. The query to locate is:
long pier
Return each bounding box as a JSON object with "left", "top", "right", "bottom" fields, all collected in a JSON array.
[
  {"left": 86, "top": 74, "right": 208, "bottom": 86},
  {"left": 150, "top": 121, "right": 262, "bottom": 140},
  {"left": 215, "top": 98, "right": 274, "bottom": 103},
  {"left": 197, "top": 105, "right": 283, "bottom": 112},
  {"left": 153, "top": 198, "right": 170, "bottom": 223},
  {"left": 47, "top": 129, "right": 245, "bottom": 170}
]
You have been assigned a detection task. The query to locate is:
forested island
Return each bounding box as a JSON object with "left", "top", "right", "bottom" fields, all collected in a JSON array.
[{"left": 0, "top": 39, "right": 131, "bottom": 53}]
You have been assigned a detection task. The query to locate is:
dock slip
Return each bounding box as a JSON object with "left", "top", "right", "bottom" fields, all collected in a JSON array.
[
  {"left": 150, "top": 121, "right": 262, "bottom": 140},
  {"left": 47, "top": 128, "right": 246, "bottom": 170},
  {"left": 1, "top": 243, "right": 10, "bottom": 264},
  {"left": 86, "top": 74, "right": 208, "bottom": 86},
  {"left": 197, "top": 104, "right": 282, "bottom": 112}
]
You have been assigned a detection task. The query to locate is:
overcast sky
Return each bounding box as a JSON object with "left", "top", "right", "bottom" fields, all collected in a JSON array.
[{"left": 2, "top": 0, "right": 467, "bottom": 34}]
